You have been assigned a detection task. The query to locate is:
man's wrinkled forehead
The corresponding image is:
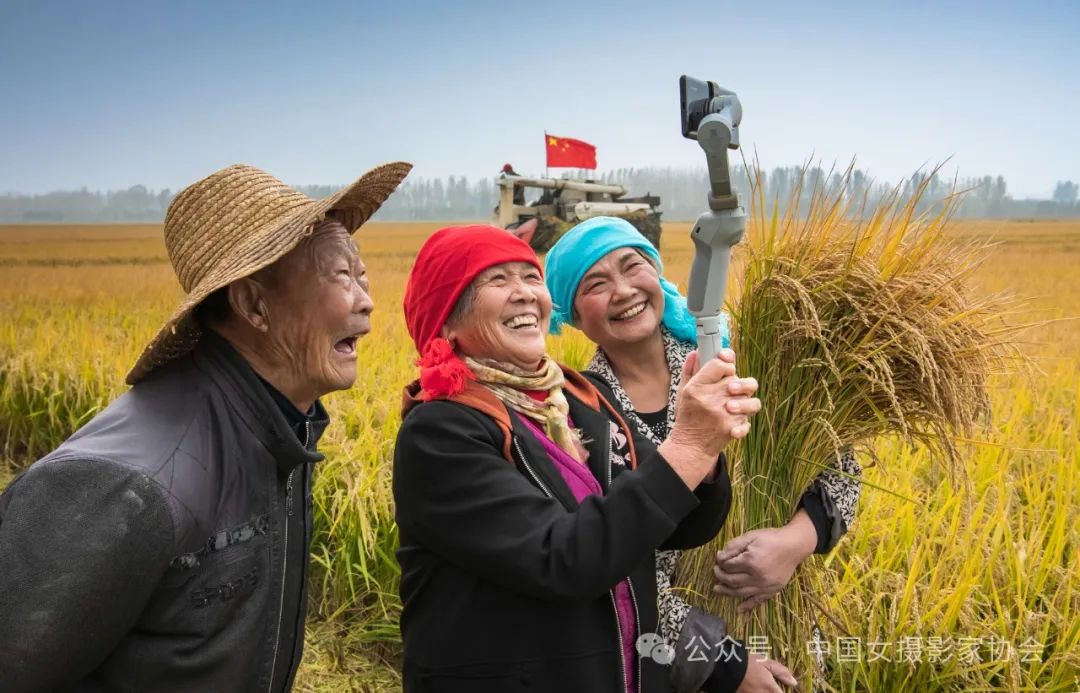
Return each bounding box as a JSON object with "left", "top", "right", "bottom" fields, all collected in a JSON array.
[{"left": 298, "top": 220, "right": 361, "bottom": 266}]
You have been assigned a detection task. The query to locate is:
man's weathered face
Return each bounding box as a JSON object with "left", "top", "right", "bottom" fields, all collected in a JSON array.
[{"left": 256, "top": 220, "right": 373, "bottom": 399}]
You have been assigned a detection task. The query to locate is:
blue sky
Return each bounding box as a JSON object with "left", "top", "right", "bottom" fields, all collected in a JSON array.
[{"left": 1, "top": 0, "right": 1076, "bottom": 198}]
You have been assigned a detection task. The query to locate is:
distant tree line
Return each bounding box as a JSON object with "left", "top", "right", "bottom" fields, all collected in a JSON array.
[
  {"left": 2, "top": 169, "right": 1077, "bottom": 222},
  {"left": 0, "top": 185, "right": 174, "bottom": 222}
]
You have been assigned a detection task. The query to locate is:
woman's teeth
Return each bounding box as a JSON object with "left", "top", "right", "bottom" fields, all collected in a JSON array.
[
  {"left": 504, "top": 315, "right": 538, "bottom": 329},
  {"left": 613, "top": 302, "right": 646, "bottom": 321}
]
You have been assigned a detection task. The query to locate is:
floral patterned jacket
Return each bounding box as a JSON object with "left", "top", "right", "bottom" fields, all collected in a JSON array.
[{"left": 586, "top": 328, "right": 862, "bottom": 691}]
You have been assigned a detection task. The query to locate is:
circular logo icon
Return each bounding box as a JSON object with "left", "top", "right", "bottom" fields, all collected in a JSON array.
[{"left": 635, "top": 633, "right": 675, "bottom": 665}]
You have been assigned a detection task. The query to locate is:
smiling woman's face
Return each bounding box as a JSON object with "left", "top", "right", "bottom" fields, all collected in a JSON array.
[
  {"left": 445, "top": 261, "right": 551, "bottom": 371},
  {"left": 572, "top": 248, "right": 664, "bottom": 350}
]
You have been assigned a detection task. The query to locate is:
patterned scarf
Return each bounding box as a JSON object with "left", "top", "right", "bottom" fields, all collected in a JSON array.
[
  {"left": 464, "top": 355, "right": 585, "bottom": 463},
  {"left": 586, "top": 327, "right": 692, "bottom": 446}
]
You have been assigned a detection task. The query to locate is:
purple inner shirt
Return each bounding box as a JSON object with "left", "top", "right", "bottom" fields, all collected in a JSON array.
[{"left": 517, "top": 414, "right": 638, "bottom": 693}]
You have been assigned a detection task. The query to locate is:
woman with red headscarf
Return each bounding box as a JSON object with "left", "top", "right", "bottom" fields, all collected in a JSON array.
[{"left": 393, "top": 225, "right": 792, "bottom": 692}]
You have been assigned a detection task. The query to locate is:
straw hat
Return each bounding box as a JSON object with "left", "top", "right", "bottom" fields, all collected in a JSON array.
[{"left": 126, "top": 161, "right": 412, "bottom": 385}]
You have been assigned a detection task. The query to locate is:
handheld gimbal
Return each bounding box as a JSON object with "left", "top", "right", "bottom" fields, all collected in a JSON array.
[{"left": 680, "top": 76, "right": 745, "bottom": 363}]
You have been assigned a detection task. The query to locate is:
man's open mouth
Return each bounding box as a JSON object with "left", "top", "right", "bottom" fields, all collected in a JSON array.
[{"left": 334, "top": 335, "right": 359, "bottom": 355}]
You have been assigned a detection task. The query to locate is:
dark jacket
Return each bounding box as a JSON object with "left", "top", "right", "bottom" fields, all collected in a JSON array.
[
  {"left": 393, "top": 368, "right": 732, "bottom": 693},
  {"left": 0, "top": 331, "right": 328, "bottom": 693}
]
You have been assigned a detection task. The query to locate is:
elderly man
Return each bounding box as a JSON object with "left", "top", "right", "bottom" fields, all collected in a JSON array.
[{"left": 0, "top": 161, "right": 410, "bottom": 692}]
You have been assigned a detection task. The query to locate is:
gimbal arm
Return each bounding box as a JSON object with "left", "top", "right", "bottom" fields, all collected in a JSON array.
[{"left": 685, "top": 104, "right": 747, "bottom": 363}]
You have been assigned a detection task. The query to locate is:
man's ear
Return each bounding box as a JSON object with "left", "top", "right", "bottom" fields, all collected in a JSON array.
[
  {"left": 439, "top": 323, "right": 455, "bottom": 343},
  {"left": 228, "top": 278, "right": 270, "bottom": 332}
]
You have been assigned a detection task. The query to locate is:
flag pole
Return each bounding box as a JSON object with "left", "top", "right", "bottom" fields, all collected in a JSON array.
[{"left": 544, "top": 131, "right": 548, "bottom": 178}]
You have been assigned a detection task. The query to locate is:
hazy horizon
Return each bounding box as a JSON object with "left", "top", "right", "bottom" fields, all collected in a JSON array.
[{"left": 2, "top": 0, "right": 1077, "bottom": 199}]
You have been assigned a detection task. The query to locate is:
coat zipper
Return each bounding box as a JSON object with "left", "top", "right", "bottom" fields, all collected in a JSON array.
[
  {"left": 604, "top": 427, "right": 613, "bottom": 489},
  {"left": 512, "top": 437, "right": 553, "bottom": 498},
  {"left": 267, "top": 421, "right": 310, "bottom": 692},
  {"left": 616, "top": 419, "right": 643, "bottom": 693},
  {"left": 605, "top": 429, "right": 641, "bottom": 693},
  {"left": 628, "top": 577, "right": 642, "bottom": 693},
  {"left": 515, "top": 433, "right": 636, "bottom": 692},
  {"left": 268, "top": 466, "right": 294, "bottom": 692},
  {"left": 610, "top": 578, "right": 642, "bottom": 693}
]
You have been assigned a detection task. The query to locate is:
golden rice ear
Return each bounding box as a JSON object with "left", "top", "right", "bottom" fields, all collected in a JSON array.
[{"left": 675, "top": 160, "right": 1019, "bottom": 689}]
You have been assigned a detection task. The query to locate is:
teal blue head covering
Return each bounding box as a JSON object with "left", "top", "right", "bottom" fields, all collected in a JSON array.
[{"left": 545, "top": 216, "right": 705, "bottom": 343}]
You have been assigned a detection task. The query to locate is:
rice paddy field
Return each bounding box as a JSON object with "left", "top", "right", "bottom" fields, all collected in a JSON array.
[{"left": 1, "top": 218, "right": 1077, "bottom": 692}]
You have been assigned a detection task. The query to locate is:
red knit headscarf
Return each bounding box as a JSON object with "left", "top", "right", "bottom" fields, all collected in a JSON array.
[{"left": 403, "top": 225, "right": 542, "bottom": 400}]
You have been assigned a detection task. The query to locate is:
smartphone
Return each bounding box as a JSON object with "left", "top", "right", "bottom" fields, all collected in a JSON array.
[{"left": 680, "top": 75, "right": 719, "bottom": 139}]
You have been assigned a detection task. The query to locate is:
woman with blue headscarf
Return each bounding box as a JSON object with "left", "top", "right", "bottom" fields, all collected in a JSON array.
[{"left": 546, "top": 217, "right": 862, "bottom": 693}]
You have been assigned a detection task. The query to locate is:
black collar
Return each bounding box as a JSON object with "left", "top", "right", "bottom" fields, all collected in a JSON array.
[
  {"left": 256, "top": 373, "right": 319, "bottom": 444},
  {"left": 191, "top": 330, "right": 330, "bottom": 475}
]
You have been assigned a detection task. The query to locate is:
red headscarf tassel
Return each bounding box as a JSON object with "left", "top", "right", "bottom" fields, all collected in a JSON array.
[{"left": 417, "top": 337, "right": 475, "bottom": 401}]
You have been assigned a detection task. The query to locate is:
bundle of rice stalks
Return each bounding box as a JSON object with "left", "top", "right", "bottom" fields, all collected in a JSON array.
[{"left": 677, "top": 165, "right": 1016, "bottom": 686}]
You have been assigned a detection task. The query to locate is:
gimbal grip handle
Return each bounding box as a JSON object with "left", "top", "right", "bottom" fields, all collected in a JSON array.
[
  {"left": 687, "top": 234, "right": 731, "bottom": 363},
  {"left": 697, "top": 326, "right": 723, "bottom": 364}
]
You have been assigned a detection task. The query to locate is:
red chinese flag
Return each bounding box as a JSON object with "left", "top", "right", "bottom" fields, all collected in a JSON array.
[{"left": 545, "top": 134, "right": 597, "bottom": 169}]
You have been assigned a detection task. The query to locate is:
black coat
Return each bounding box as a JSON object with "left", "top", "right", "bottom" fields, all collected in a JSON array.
[
  {"left": 0, "top": 331, "right": 326, "bottom": 692},
  {"left": 393, "top": 374, "right": 732, "bottom": 693}
]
